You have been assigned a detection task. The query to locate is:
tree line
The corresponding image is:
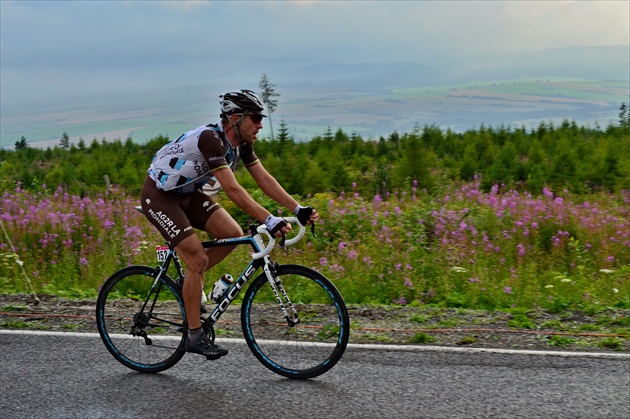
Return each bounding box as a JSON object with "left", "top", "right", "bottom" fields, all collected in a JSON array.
[{"left": 2, "top": 116, "right": 629, "bottom": 198}]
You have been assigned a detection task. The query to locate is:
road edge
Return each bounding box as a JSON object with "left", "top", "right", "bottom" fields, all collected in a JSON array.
[{"left": 2, "top": 329, "right": 628, "bottom": 360}]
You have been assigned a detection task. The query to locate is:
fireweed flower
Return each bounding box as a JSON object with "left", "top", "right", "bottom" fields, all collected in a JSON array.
[
  {"left": 330, "top": 264, "right": 345, "bottom": 272},
  {"left": 393, "top": 296, "right": 407, "bottom": 305},
  {"left": 3, "top": 179, "right": 628, "bottom": 311}
]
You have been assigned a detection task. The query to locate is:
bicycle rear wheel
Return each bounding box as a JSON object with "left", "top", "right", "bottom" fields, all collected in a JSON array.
[
  {"left": 242, "top": 264, "right": 349, "bottom": 379},
  {"left": 96, "top": 266, "right": 186, "bottom": 373}
]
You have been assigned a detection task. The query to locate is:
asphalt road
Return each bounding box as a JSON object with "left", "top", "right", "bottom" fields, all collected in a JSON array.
[{"left": 1, "top": 330, "right": 628, "bottom": 419}]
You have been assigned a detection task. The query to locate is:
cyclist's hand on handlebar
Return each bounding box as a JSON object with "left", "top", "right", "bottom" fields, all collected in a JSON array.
[
  {"left": 265, "top": 214, "right": 291, "bottom": 237},
  {"left": 294, "top": 205, "right": 319, "bottom": 226}
]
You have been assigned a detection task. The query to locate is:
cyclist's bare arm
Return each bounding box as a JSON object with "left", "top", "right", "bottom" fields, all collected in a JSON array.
[
  {"left": 246, "top": 162, "right": 300, "bottom": 213},
  {"left": 213, "top": 167, "right": 273, "bottom": 223}
]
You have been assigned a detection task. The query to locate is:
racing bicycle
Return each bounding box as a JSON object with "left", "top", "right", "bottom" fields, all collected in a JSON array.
[{"left": 95, "top": 215, "right": 349, "bottom": 379}]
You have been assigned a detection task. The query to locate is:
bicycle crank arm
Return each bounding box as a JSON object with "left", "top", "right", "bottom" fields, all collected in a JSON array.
[{"left": 285, "top": 315, "right": 301, "bottom": 327}]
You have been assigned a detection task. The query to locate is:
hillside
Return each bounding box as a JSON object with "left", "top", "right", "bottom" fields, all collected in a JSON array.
[{"left": 1, "top": 44, "right": 628, "bottom": 147}]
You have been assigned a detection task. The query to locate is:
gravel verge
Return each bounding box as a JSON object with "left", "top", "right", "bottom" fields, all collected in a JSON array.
[{"left": 1, "top": 294, "right": 628, "bottom": 353}]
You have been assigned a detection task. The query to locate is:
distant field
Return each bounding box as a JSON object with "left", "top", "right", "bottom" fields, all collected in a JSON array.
[
  {"left": 395, "top": 79, "right": 628, "bottom": 101},
  {"left": 1, "top": 77, "right": 627, "bottom": 148}
]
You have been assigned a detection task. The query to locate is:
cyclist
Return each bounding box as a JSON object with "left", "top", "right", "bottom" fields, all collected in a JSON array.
[{"left": 140, "top": 89, "right": 318, "bottom": 359}]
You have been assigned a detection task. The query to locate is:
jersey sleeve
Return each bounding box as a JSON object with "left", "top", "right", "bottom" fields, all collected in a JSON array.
[
  {"left": 198, "top": 130, "right": 229, "bottom": 172},
  {"left": 240, "top": 142, "right": 259, "bottom": 167}
]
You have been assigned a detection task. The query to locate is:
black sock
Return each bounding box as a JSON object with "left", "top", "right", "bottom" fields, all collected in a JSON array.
[{"left": 188, "top": 327, "right": 203, "bottom": 340}]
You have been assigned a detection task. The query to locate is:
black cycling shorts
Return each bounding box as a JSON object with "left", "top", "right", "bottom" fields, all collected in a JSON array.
[{"left": 140, "top": 176, "right": 221, "bottom": 247}]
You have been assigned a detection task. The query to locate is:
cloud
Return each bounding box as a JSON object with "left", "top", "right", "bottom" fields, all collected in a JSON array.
[
  {"left": 403, "top": 1, "right": 629, "bottom": 56},
  {"left": 1, "top": 0, "right": 628, "bottom": 112},
  {"left": 3, "top": 1, "right": 627, "bottom": 68},
  {"left": 159, "top": 0, "right": 213, "bottom": 12},
  {"left": 498, "top": 1, "right": 630, "bottom": 50}
]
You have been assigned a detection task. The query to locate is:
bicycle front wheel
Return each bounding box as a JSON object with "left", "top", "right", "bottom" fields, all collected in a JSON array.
[
  {"left": 96, "top": 266, "right": 186, "bottom": 373},
  {"left": 242, "top": 264, "right": 349, "bottom": 379}
]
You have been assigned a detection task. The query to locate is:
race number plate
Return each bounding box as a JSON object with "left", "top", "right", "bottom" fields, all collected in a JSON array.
[{"left": 156, "top": 245, "right": 169, "bottom": 262}]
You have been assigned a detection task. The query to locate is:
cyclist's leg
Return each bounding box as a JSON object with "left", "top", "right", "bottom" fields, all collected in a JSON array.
[
  {"left": 141, "top": 177, "right": 204, "bottom": 328},
  {"left": 204, "top": 208, "right": 242, "bottom": 269},
  {"left": 140, "top": 177, "right": 196, "bottom": 247},
  {"left": 173, "top": 235, "right": 228, "bottom": 359},
  {"left": 173, "top": 234, "right": 208, "bottom": 330},
  {"left": 187, "top": 191, "right": 242, "bottom": 271}
]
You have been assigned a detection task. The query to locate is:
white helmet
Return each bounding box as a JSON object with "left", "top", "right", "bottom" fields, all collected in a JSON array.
[{"left": 219, "top": 89, "right": 266, "bottom": 118}]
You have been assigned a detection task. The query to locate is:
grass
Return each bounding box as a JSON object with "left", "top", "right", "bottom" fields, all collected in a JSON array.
[
  {"left": 547, "top": 335, "right": 576, "bottom": 347},
  {"left": 0, "top": 321, "right": 51, "bottom": 330},
  {"left": 598, "top": 337, "right": 625, "bottom": 351},
  {"left": 577, "top": 324, "right": 601, "bottom": 332},
  {"left": 409, "top": 314, "right": 428, "bottom": 324},
  {"left": 507, "top": 315, "right": 536, "bottom": 329},
  {"left": 410, "top": 332, "right": 436, "bottom": 344},
  {"left": 0, "top": 305, "right": 27, "bottom": 312},
  {"left": 458, "top": 335, "right": 477, "bottom": 345},
  {"left": 438, "top": 319, "right": 461, "bottom": 328},
  {"left": 540, "top": 319, "right": 566, "bottom": 330}
]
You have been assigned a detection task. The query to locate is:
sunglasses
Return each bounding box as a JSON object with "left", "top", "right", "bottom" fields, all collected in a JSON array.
[{"left": 248, "top": 113, "right": 264, "bottom": 124}]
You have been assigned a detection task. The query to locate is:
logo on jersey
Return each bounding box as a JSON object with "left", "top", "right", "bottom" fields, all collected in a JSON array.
[{"left": 147, "top": 209, "right": 181, "bottom": 239}]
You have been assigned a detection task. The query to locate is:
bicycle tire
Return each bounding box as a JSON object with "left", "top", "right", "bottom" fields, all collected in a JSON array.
[
  {"left": 96, "top": 265, "right": 187, "bottom": 373},
  {"left": 241, "top": 264, "right": 349, "bottom": 379}
]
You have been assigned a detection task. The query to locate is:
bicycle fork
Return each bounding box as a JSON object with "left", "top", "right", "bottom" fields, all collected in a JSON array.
[{"left": 262, "top": 258, "right": 301, "bottom": 327}]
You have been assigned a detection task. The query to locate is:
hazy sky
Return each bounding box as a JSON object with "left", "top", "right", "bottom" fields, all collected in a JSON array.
[
  {"left": 0, "top": 0, "right": 630, "bottom": 148},
  {"left": 1, "top": 1, "right": 629, "bottom": 118}
]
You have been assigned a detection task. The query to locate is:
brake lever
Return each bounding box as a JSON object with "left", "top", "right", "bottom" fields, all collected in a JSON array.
[
  {"left": 280, "top": 232, "right": 288, "bottom": 252},
  {"left": 310, "top": 223, "right": 317, "bottom": 238}
]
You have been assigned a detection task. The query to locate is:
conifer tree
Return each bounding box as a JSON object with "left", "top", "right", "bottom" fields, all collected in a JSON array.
[
  {"left": 619, "top": 102, "right": 629, "bottom": 128},
  {"left": 60, "top": 132, "right": 70, "bottom": 149},
  {"left": 276, "top": 119, "right": 291, "bottom": 145},
  {"left": 259, "top": 73, "right": 280, "bottom": 140},
  {"left": 15, "top": 136, "right": 28, "bottom": 150}
]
